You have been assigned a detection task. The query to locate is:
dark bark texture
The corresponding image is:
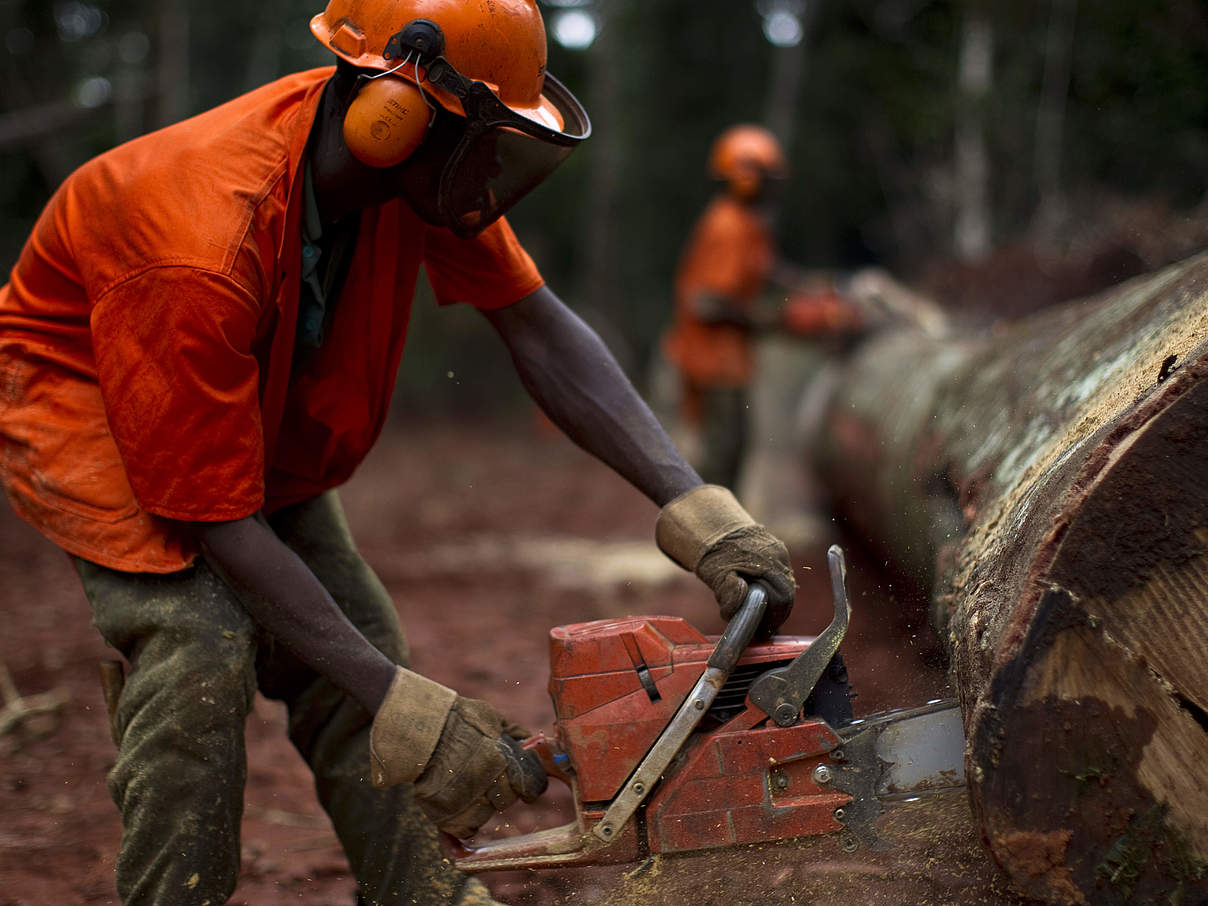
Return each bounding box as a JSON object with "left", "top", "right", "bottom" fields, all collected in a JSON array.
[{"left": 814, "top": 250, "right": 1208, "bottom": 904}]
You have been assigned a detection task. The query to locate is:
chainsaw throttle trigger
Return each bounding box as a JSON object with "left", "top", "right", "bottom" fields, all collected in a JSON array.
[
  {"left": 748, "top": 544, "right": 852, "bottom": 727},
  {"left": 591, "top": 582, "right": 769, "bottom": 842}
]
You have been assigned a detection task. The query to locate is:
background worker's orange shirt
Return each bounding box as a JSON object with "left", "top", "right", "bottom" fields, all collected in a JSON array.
[
  {"left": 0, "top": 68, "right": 544, "bottom": 573},
  {"left": 663, "top": 194, "right": 774, "bottom": 386}
]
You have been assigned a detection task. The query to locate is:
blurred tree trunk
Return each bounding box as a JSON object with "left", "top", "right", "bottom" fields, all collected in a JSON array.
[
  {"left": 113, "top": 29, "right": 152, "bottom": 144},
  {"left": 243, "top": 0, "right": 292, "bottom": 94},
  {"left": 0, "top": 6, "right": 72, "bottom": 184},
  {"left": 577, "top": 0, "right": 629, "bottom": 370},
  {"left": 156, "top": 0, "right": 190, "bottom": 127},
  {"left": 813, "top": 252, "right": 1208, "bottom": 904},
  {"left": 761, "top": 0, "right": 818, "bottom": 163},
  {"left": 954, "top": 0, "right": 992, "bottom": 260},
  {"left": 1033, "top": 0, "right": 1078, "bottom": 244},
  {"left": 741, "top": 2, "right": 823, "bottom": 538}
]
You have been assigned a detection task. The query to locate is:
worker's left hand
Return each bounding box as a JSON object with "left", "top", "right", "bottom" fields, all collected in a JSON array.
[
  {"left": 656, "top": 485, "right": 796, "bottom": 633},
  {"left": 369, "top": 668, "right": 548, "bottom": 839},
  {"left": 411, "top": 697, "right": 547, "bottom": 838}
]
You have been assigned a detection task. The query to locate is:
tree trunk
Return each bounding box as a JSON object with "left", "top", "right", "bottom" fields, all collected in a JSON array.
[
  {"left": 761, "top": 0, "right": 818, "bottom": 165},
  {"left": 813, "top": 251, "right": 1208, "bottom": 904},
  {"left": 954, "top": 0, "right": 993, "bottom": 260},
  {"left": 1032, "top": 0, "right": 1077, "bottom": 244},
  {"left": 156, "top": 0, "right": 190, "bottom": 128},
  {"left": 575, "top": 0, "right": 631, "bottom": 373}
]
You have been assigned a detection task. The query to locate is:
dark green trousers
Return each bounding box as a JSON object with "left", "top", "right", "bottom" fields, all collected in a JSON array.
[
  {"left": 697, "top": 385, "right": 750, "bottom": 491},
  {"left": 76, "top": 491, "right": 495, "bottom": 906}
]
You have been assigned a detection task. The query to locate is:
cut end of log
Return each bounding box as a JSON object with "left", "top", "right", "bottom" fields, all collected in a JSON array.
[{"left": 974, "top": 368, "right": 1208, "bottom": 904}]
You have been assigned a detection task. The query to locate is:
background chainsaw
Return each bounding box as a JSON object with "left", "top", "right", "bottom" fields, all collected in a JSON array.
[{"left": 452, "top": 545, "right": 965, "bottom": 872}]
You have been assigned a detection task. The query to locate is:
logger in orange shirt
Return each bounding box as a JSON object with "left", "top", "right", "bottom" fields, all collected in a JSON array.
[
  {"left": 664, "top": 125, "right": 865, "bottom": 491},
  {"left": 664, "top": 125, "right": 790, "bottom": 489},
  {"left": 0, "top": 4, "right": 797, "bottom": 905}
]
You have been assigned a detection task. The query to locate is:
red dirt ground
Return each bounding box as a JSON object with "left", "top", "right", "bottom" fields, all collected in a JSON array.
[{"left": 0, "top": 417, "right": 1021, "bottom": 906}]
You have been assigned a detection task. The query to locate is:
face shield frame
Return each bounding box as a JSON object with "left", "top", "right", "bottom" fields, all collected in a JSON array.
[{"left": 381, "top": 20, "right": 592, "bottom": 237}]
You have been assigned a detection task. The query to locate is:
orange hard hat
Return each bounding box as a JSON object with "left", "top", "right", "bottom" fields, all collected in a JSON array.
[
  {"left": 708, "top": 124, "right": 788, "bottom": 182},
  {"left": 311, "top": 0, "right": 562, "bottom": 130}
]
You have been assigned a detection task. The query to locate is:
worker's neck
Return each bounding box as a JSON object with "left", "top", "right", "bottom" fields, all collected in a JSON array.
[{"left": 307, "top": 79, "right": 395, "bottom": 226}]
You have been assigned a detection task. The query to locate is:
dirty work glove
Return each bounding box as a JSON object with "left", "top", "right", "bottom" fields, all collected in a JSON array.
[
  {"left": 369, "top": 668, "right": 548, "bottom": 838},
  {"left": 656, "top": 484, "right": 796, "bottom": 633}
]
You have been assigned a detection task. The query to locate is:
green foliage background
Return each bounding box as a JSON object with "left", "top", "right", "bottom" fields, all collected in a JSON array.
[{"left": 1, "top": 0, "right": 1206, "bottom": 413}]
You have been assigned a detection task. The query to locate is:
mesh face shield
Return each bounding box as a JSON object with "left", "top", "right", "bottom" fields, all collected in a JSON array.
[
  {"left": 438, "top": 74, "right": 588, "bottom": 236},
  {"left": 396, "top": 54, "right": 590, "bottom": 237}
]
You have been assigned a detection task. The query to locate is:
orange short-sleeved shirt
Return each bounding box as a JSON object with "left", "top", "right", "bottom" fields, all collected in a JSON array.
[
  {"left": 0, "top": 68, "right": 544, "bottom": 573},
  {"left": 663, "top": 194, "right": 774, "bottom": 386}
]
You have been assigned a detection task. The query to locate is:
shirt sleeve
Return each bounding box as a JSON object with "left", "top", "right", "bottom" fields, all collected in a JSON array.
[
  {"left": 422, "top": 216, "right": 545, "bottom": 310},
  {"left": 90, "top": 266, "right": 266, "bottom": 521}
]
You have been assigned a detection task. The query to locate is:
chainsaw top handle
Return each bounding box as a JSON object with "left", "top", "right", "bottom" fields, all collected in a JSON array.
[{"left": 708, "top": 581, "right": 770, "bottom": 672}]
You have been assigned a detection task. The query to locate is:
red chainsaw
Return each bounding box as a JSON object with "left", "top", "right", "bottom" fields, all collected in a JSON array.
[{"left": 451, "top": 545, "right": 965, "bottom": 872}]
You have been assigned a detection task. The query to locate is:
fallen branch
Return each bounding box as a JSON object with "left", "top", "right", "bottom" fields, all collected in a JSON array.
[{"left": 0, "top": 662, "right": 69, "bottom": 742}]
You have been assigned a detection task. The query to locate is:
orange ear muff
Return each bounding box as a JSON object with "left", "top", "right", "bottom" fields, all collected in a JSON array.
[{"left": 343, "top": 76, "right": 432, "bottom": 168}]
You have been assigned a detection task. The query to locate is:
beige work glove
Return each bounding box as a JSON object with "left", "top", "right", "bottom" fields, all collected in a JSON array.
[
  {"left": 369, "top": 668, "right": 547, "bottom": 839},
  {"left": 656, "top": 484, "right": 796, "bottom": 633}
]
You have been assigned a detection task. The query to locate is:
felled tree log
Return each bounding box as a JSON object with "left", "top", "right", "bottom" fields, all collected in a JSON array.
[{"left": 813, "top": 250, "right": 1208, "bottom": 904}]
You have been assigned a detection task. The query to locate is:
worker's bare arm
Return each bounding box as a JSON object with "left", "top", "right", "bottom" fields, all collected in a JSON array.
[
  {"left": 193, "top": 515, "right": 397, "bottom": 713},
  {"left": 481, "top": 285, "right": 701, "bottom": 507}
]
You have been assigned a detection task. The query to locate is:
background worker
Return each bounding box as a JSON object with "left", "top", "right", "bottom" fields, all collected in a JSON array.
[
  {"left": 661, "top": 124, "right": 890, "bottom": 542},
  {"left": 0, "top": 3, "right": 796, "bottom": 905},
  {"left": 662, "top": 124, "right": 810, "bottom": 490}
]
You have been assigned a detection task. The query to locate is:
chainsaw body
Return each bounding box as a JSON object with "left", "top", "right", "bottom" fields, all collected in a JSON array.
[
  {"left": 549, "top": 614, "right": 850, "bottom": 806},
  {"left": 453, "top": 548, "right": 963, "bottom": 872}
]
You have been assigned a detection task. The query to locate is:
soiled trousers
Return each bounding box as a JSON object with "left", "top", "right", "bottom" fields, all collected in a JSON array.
[
  {"left": 697, "top": 385, "right": 749, "bottom": 491},
  {"left": 75, "top": 491, "right": 494, "bottom": 906}
]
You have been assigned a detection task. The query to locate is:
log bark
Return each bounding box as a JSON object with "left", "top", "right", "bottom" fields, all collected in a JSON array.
[{"left": 813, "top": 250, "right": 1208, "bottom": 904}]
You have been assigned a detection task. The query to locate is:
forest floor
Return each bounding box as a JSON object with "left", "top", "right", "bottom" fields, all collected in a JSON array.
[{"left": 0, "top": 416, "right": 1034, "bottom": 906}]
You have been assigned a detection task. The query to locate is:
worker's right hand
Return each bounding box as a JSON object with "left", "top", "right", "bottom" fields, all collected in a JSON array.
[
  {"left": 369, "top": 667, "right": 548, "bottom": 838},
  {"left": 656, "top": 484, "right": 796, "bottom": 634}
]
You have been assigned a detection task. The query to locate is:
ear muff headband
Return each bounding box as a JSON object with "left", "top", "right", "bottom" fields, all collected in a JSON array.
[{"left": 343, "top": 73, "right": 432, "bottom": 168}]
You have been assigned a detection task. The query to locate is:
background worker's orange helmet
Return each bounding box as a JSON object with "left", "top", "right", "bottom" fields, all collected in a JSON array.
[
  {"left": 708, "top": 124, "right": 788, "bottom": 198},
  {"left": 311, "top": 0, "right": 561, "bottom": 129}
]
